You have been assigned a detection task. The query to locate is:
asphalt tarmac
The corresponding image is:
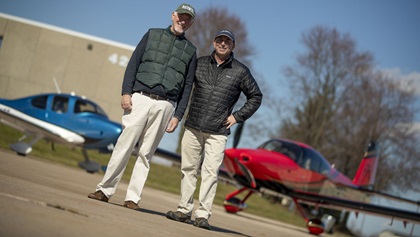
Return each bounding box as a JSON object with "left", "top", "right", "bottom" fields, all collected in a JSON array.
[{"left": 0, "top": 149, "right": 330, "bottom": 237}]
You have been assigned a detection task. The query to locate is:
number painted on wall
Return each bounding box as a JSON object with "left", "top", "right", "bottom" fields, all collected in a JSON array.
[{"left": 108, "top": 53, "right": 129, "bottom": 67}]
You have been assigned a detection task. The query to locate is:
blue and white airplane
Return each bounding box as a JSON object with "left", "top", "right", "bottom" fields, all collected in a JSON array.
[{"left": 0, "top": 93, "right": 122, "bottom": 173}]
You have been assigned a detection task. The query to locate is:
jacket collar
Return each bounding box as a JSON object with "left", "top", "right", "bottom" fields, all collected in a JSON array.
[{"left": 210, "top": 51, "right": 234, "bottom": 67}]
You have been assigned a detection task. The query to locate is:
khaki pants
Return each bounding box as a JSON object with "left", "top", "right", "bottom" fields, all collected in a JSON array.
[
  {"left": 177, "top": 127, "right": 227, "bottom": 219},
  {"left": 96, "top": 92, "right": 175, "bottom": 203}
]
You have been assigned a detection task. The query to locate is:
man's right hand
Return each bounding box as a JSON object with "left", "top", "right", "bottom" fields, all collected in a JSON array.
[{"left": 121, "top": 94, "right": 132, "bottom": 110}]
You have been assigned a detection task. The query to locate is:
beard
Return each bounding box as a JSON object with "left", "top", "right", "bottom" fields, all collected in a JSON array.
[{"left": 172, "top": 23, "right": 186, "bottom": 35}]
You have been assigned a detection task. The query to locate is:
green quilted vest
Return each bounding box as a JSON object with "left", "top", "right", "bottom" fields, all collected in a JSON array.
[{"left": 136, "top": 27, "right": 196, "bottom": 96}]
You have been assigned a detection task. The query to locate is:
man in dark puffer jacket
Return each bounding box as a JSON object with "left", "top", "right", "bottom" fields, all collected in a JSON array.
[{"left": 166, "top": 30, "right": 262, "bottom": 230}]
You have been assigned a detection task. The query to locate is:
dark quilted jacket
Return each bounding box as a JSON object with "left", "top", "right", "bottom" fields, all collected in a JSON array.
[{"left": 184, "top": 52, "right": 263, "bottom": 135}]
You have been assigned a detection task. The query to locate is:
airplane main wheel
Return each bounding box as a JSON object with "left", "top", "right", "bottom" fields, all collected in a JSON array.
[
  {"left": 224, "top": 204, "right": 239, "bottom": 213},
  {"left": 307, "top": 218, "right": 325, "bottom": 235}
]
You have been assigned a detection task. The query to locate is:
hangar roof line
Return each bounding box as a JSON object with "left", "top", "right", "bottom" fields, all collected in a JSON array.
[{"left": 0, "top": 12, "right": 135, "bottom": 51}]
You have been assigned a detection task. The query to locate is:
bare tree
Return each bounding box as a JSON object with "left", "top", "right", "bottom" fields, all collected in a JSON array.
[
  {"left": 281, "top": 26, "right": 374, "bottom": 149},
  {"left": 280, "top": 26, "right": 419, "bottom": 192}
]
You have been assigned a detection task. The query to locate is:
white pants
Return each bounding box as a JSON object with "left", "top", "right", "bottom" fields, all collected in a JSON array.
[
  {"left": 177, "top": 127, "right": 227, "bottom": 219},
  {"left": 96, "top": 92, "right": 175, "bottom": 203}
]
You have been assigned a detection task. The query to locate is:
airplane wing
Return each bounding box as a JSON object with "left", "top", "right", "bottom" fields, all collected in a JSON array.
[
  {"left": 287, "top": 186, "right": 420, "bottom": 224},
  {"left": 0, "top": 104, "right": 85, "bottom": 145},
  {"left": 251, "top": 171, "right": 420, "bottom": 226}
]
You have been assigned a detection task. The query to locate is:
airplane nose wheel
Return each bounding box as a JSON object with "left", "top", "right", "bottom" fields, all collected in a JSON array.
[
  {"left": 224, "top": 197, "right": 245, "bottom": 213},
  {"left": 223, "top": 187, "right": 253, "bottom": 213}
]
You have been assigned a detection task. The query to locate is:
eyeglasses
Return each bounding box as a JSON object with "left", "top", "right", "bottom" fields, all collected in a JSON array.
[{"left": 215, "top": 37, "right": 233, "bottom": 44}]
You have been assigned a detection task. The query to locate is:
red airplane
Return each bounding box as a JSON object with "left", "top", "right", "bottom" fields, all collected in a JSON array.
[{"left": 221, "top": 123, "right": 420, "bottom": 235}]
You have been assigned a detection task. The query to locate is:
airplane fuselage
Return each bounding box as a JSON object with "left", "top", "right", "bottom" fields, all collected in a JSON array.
[{"left": 223, "top": 139, "right": 356, "bottom": 194}]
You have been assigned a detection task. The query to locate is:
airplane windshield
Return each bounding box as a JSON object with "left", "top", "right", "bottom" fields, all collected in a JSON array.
[
  {"left": 258, "top": 139, "right": 302, "bottom": 162},
  {"left": 31, "top": 95, "right": 48, "bottom": 109},
  {"left": 75, "top": 99, "right": 107, "bottom": 117},
  {"left": 259, "top": 139, "right": 331, "bottom": 174},
  {"left": 299, "top": 147, "right": 331, "bottom": 174}
]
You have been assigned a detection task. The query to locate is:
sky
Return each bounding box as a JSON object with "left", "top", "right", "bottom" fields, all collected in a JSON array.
[
  {"left": 1, "top": 0, "right": 420, "bottom": 151},
  {"left": 1, "top": 0, "right": 419, "bottom": 84}
]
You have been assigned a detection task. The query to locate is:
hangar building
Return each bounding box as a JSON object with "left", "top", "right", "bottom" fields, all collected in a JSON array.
[{"left": 0, "top": 13, "right": 135, "bottom": 122}]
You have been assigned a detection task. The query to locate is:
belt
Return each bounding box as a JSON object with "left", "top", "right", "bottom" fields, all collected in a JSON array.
[{"left": 137, "top": 91, "right": 169, "bottom": 101}]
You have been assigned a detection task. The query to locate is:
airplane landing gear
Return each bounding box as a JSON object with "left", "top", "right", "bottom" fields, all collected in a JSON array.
[
  {"left": 78, "top": 148, "right": 100, "bottom": 173},
  {"left": 223, "top": 187, "right": 254, "bottom": 214},
  {"left": 293, "top": 197, "right": 325, "bottom": 235},
  {"left": 307, "top": 218, "right": 325, "bottom": 235}
]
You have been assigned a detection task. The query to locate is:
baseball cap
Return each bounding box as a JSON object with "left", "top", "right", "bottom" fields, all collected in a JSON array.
[
  {"left": 214, "top": 30, "right": 235, "bottom": 42},
  {"left": 176, "top": 3, "right": 196, "bottom": 19}
]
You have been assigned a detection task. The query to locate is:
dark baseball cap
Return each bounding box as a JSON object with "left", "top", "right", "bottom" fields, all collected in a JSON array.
[
  {"left": 214, "top": 30, "right": 235, "bottom": 42},
  {"left": 176, "top": 3, "right": 196, "bottom": 19}
]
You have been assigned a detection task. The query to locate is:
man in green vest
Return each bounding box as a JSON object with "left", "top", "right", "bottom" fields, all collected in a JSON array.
[{"left": 88, "top": 3, "right": 197, "bottom": 211}]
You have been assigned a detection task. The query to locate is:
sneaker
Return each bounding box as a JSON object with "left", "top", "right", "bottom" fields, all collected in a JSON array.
[
  {"left": 193, "top": 217, "right": 211, "bottom": 230},
  {"left": 123, "top": 201, "right": 141, "bottom": 211},
  {"left": 88, "top": 190, "right": 108, "bottom": 202},
  {"left": 165, "top": 211, "right": 191, "bottom": 223}
]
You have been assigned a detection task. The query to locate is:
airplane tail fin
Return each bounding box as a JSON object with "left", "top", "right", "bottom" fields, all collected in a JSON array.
[{"left": 352, "top": 141, "right": 379, "bottom": 190}]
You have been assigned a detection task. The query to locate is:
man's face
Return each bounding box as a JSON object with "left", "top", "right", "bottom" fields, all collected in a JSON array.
[
  {"left": 171, "top": 12, "right": 194, "bottom": 35},
  {"left": 213, "top": 36, "right": 235, "bottom": 57}
]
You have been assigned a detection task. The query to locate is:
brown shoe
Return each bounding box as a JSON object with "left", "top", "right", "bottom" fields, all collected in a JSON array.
[
  {"left": 88, "top": 190, "right": 109, "bottom": 202},
  {"left": 124, "top": 201, "right": 141, "bottom": 211}
]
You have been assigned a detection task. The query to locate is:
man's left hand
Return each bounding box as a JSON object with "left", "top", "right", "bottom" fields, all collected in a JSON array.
[
  {"left": 224, "top": 115, "right": 237, "bottom": 129},
  {"left": 166, "top": 117, "right": 179, "bottom": 133}
]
